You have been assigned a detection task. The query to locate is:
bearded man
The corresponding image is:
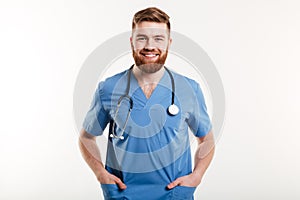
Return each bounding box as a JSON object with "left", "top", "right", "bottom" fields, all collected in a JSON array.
[{"left": 79, "top": 7, "right": 214, "bottom": 200}]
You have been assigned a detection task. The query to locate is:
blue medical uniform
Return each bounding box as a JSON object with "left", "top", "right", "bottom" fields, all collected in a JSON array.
[{"left": 83, "top": 68, "right": 212, "bottom": 200}]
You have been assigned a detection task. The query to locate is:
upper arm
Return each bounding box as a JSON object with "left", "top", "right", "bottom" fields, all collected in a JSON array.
[
  {"left": 82, "top": 82, "right": 110, "bottom": 136},
  {"left": 188, "top": 82, "right": 212, "bottom": 138}
]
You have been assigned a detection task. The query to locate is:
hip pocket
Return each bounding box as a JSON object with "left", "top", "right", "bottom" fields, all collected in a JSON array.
[
  {"left": 101, "top": 184, "right": 125, "bottom": 200},
  {"left": 172, "top": 185, "right": 196, "bottom": 200}
]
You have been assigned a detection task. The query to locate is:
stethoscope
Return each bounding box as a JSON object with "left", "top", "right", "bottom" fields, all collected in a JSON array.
[{"left": 109, "top": 65, "right": 179, "bottom": 140}]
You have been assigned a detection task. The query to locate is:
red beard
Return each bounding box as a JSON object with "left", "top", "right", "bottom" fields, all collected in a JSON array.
[{"left": 132, "top": 49, "right": 168, "bottom": 73}]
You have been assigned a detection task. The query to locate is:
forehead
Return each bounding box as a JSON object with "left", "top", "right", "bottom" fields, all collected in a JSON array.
[{"left": 133, "top": 21, "right": 169, "bottom": 36}]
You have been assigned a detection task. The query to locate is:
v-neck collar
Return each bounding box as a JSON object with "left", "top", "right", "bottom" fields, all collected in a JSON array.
[{"left": 129, "top": 68, "right": 169, "bottom": 104}]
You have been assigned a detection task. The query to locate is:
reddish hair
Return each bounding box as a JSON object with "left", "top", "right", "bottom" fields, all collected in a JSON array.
[{"left": 132, "top": 7, "right": 171, "bottom": 31}]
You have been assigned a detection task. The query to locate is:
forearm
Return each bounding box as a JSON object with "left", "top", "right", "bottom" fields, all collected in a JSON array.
[
  {"left": 79, "top": 129, "right": 127, "bottom": 188},
  {"left": 192, "top": 131, "right": 215, "bottom": 181},
  {"left": 78, "top": 130, "right": 106, "bottom": 177},
  {"left": 167, "top": 131, "right": 215, "bottom": 189}
]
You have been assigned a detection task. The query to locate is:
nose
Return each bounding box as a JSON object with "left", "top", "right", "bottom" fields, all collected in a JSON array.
[{"left": 144, "top": 38, "right": 155, "bottom": 50}]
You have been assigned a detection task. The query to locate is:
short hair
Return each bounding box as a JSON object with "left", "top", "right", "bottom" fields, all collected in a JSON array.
[{"left": 132, "top": 7, "right": 171, "bottom": 31}]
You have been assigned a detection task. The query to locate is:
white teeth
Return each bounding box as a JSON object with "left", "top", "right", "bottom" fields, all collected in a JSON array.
[{"left": 144, "top": 54, "right": 156, "bottom": 57}]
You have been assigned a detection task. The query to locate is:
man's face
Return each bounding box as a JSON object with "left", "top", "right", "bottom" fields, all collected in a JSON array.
[{"left": 131, "top": 21, "right": 172, "bottom": 73}]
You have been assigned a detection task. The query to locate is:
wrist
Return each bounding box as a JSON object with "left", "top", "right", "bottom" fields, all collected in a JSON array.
[
  {"left": 191, "top": 171, "right": 203, "bottom": 184},
  {"left": 95, "top": 169, "right": 109, "bottom": 182}
]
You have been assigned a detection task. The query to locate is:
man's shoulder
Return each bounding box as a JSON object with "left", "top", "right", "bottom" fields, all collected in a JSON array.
[{"left": 95, "top": 69, "right": 128, "bottom": 96}]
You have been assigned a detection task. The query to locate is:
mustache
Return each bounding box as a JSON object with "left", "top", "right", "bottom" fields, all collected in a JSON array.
[{"left": 139, "top": 49, "right": 161, "bottom": 54}]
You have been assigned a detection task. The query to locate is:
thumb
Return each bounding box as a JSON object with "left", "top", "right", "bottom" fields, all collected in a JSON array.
[{"left": 167, "top": 178, "right": 181, "bottom": 189}]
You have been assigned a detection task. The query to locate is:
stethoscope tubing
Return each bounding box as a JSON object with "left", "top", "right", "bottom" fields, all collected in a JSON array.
[{"left": 109, "top": 65, "right": 178, "bottom": 140}]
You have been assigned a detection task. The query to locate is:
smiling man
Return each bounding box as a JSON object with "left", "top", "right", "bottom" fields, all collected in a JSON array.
[
  {"left": 131, "top": 21, "right": 170, "bottom": 73},
  {"left": 79, "top": 7, "right": 215, "bottom": 200}
]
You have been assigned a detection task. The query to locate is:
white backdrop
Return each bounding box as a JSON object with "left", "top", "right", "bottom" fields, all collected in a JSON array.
[{"left": 0, "top": 0, "right": 299, "bottom": 199}]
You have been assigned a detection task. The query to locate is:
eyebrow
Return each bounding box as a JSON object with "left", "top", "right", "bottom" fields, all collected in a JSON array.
[
  {"left": 136, "top": 34, "right": 148, "bottom": 38},
  {"left": 135, "top": 34, "right": 166, "bottom": 38},
  {"left": 154, "top": 35, "right": 166, "bottom": 38}
]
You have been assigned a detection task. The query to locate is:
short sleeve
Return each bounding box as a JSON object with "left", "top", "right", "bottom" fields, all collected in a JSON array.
[
  {"left": 188, "top": 83, "right": 212, "bottom": 138},
  {"left": 82, "top": 82, "right": 110, "bottom": 136}
]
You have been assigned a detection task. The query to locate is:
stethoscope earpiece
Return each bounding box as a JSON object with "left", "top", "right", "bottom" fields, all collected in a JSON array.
[{"left": 110, "top": 133, "right": 125, "bottom": 140}]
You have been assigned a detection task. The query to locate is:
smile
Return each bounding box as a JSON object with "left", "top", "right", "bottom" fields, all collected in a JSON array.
[{"left": 141, "top": 53, "right": 159, "bottom": 58}]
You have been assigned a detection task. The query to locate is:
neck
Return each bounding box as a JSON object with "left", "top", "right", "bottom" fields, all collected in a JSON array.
[{"left": 132, "top": 65, "right": 165, "bottom": 85}]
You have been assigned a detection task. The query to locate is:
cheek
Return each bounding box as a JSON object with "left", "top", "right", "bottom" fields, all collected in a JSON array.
[
  {"left": 132, "top": 41, "right": 146, "bottom": 50},
  {"left": 157, "top": 44, "right": 168, "bottom": 52},
  {"left": 132, "top": 45, "right": 143, "bottom": 52}
]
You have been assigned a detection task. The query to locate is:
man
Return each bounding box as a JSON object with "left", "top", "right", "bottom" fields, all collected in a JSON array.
[{"left": 79, "top": 7, "right": 215, "bottom": 200}]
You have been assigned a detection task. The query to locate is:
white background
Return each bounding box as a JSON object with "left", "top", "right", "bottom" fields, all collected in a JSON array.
[{"left": 0, "top": 0, "right": 299, "bottom": 199}]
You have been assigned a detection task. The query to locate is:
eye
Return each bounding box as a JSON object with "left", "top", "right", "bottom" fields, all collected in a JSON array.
[
  {"left": 154, "top": 37, "right": 164, "bottom": 42},
  {"left": 136, "top": 37, "right": 147, "bottom": 41}
]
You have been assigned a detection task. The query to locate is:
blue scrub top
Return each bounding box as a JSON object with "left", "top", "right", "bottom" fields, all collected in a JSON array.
[{"left": 83, "top": 68, "right": 212, "bottom": 200}]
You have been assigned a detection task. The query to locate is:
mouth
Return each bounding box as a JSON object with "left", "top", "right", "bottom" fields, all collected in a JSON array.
[{"left": 140, "top": 52, "right": 159, "bottom": 59}]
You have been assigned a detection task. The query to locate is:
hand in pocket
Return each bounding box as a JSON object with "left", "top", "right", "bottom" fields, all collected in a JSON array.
[{"left": 97, "top": 170, "right": 127, "bottom": 190}]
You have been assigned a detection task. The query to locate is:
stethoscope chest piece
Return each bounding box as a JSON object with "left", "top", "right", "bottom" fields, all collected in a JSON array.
[{"left": 168, "top": 104, "right": 179, "bottom": 116}]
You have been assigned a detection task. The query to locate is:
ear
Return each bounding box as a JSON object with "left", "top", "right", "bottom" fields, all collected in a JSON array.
[
  {"left": 169, "top": 37, "right": 172, "bottom": 46},
  {"left": 130, "top": 37, "right": 134, "bottom": 49},
  {"left": 167, "top": 37, "right": 172, "bottom": 49}
]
